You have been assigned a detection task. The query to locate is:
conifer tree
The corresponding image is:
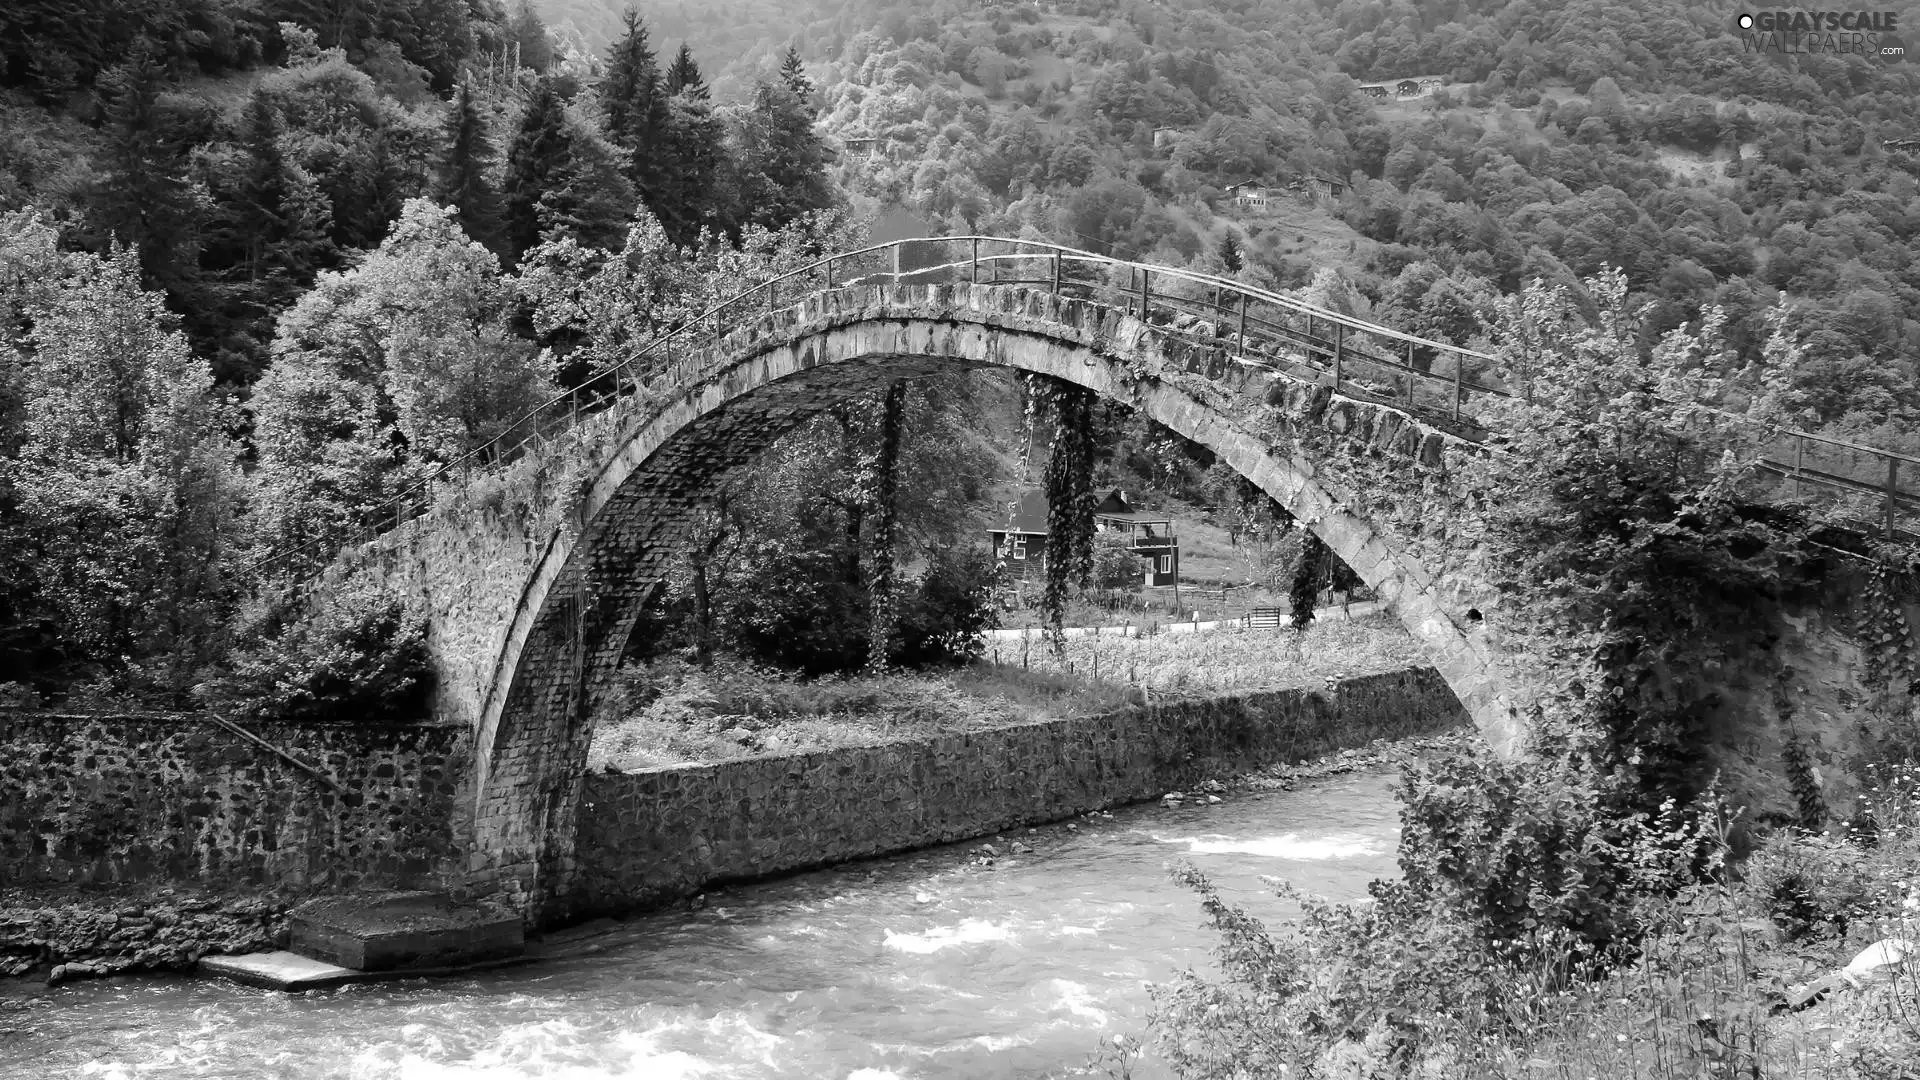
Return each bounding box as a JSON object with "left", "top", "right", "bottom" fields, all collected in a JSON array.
[
  {"left": 665, "top": 43, "right": 708, "bottom": 99},
  {"left": 435, "top": 81, "right": 507, "bottom": 255},
  {"left": 731, "top": 74, "right": 835, "bottom": 233},
  {"left": 654, "top": 43, "right": 727, "bottom": 243},
  {"left": 505, "top": 77, "right": 635, "bottom": 261},
  {"left": 507, "top": 0, "right": 554, "bottom": 73},
  {"left": 91, "top": 48, "right": 204, "bottom": 306},
  {"left": 779, "top": 44, "right": 811, "bottom": 99},
  {"left": 601, "top": 11, "right": 669, "bottom": 206}
]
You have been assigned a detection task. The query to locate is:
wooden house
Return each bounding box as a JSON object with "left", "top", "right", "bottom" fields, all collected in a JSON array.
[
  {"left": 1286, "top": 175, "right": 1348, "bottom": 203},
  {"left": 987, "top": 489, "right": 1179, "bottom": 587},
  {"left": 1224, "top": 179, "right": 1274, "bottom": 209}
]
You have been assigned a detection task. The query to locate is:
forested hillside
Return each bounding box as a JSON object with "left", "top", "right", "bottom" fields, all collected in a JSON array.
[{"left": 533, "top": 0, "right": 1920, "bottom": 454}]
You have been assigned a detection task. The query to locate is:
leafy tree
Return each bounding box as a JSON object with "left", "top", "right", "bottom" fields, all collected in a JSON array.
[
  {"left": 6, "top": 246, "right": 242, "bottom": 691},
  {"left": 253, "top": 199, "right": 552, "bottom": 567}
]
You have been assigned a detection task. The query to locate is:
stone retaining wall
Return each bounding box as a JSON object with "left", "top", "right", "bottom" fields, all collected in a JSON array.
[
  {"left": 569, "top": 666, "right": 1466, "bottom": 919},
  {"left": 0, "top": 711, "right": 469, "bottom": 891}
]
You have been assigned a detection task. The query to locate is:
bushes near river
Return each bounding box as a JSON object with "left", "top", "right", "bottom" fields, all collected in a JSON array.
[{"left": 1141, "top": 753, "right": 1920, "bottom": 1080}]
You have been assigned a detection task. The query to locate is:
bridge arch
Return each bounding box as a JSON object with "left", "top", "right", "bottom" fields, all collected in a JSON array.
[{"left": 461, "top": 284, "right": 1521, "bottom": 916}]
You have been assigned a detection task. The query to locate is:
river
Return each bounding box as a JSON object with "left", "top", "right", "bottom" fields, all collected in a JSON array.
[{"left": 2, "top": 768, "right": 1403, "bottom": 1080}]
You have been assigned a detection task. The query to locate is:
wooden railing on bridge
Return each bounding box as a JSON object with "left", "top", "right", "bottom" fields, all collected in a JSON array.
[{"left": 255, "top": 236, "right": 1920, "bottom": 582}]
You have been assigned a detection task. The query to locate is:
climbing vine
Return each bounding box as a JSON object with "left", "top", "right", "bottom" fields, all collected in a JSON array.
[
  {"left": 864, "top": 380, "right": 906, "bottom": 673},
  {"left": 1288, "top": 530, "right": 1329, "bottom": 631},
  {"left": 1032, "top": 376, "right": 1097, "bottom": 644},
  {"left": 1858, "top": 541, "right": 1919, "bottom": 694}
]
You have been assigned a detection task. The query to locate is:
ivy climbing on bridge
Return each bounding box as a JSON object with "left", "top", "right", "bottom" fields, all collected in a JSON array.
[{"left": 1035, "top": 376, "right": 1097, "bottom": 647}]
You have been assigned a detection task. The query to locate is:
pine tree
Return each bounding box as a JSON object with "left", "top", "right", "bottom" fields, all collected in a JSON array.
[
  {"left": 507, "top": 0, "right": 554, "bottom": 73},
  {"left": 656, "top": 44, "right": 727, "bottom": 244},
  {"left": 665, "top": 42, "right": 708, "bottom": 99},
  {"left": 505, "top": 77, "right": 635, "bottom": 261},
  {"left": 601, "top": 10, "right": 669, "bottom": 206},
  {"left": 732, "top": 76, "right": 835, "bottom": 233},
  {"left": 779, "top": 44, "right": 811, "bottom": 99},
  {"left": 91, "top": 48, "right": 204, "bottom": 308},
  {"left": 205, "top": 91, "right": 336, "bottom": 382},
  {"left": 1218, "top": 231, "right": 1243, "bottom": 274},
  {"left": 435, "top": 81, "right": 507, "bottom": 255}
]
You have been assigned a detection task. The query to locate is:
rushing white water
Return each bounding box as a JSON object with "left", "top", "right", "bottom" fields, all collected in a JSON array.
[{"left": 2, "top": 768, "right": 1403, "bottom": 1080}]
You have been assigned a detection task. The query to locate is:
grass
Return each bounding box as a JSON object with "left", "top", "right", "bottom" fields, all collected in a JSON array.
[
  {"left": 983, "top": 611, "right": 1424, "bottom": 698},
  {"left": 587, "top": 656, "right": 1141, "bottom": 770}
]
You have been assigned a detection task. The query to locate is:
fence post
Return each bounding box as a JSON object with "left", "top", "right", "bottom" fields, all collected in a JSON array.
[
  {"left": 825, "top": 255, "right": 834, "bottom": 292},
  {"left": 1140, "top": 269, "right": 1150, "bottom": 318},
  {"left": 1052, "top": 251, "right": 1062, "bottom": 294},
  {"left": 1887, "top": 456, "right": 1900, "bottom": 540},
  {"left": 1451, "top": 350, "right": 1463, "bottom": 422},
  {"left": 1793, "top": 438, "right": 1804, "bottom": 500},
  {"left": 1332, "top": 322, "right": 1344, "bottom": 390},
  {"left": 891, "top": 241, "right": 902, "bottom": 283},
  {"left": 971, "top": 237, "right": 979, "bottom": 285},
  {"left": 1237, "top": 292, "right": 1248, "bottom": 356}
]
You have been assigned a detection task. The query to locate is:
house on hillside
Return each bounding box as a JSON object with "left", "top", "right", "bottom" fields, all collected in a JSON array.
[
  {"left": 1224, "top": 179, "right": 1275, "bottom": 209},
  {"left": 840, "top": 132, "right": 881, "bottom": 158},
  {"left": 1357, "top": 74, "right": 1446, "bottom": 99},
  {"left": 987, "top": 489, "right": 1179, "bottom": 587},
  {"left": 1286, "top": 175, "right": 1348, "bottom": 204}
]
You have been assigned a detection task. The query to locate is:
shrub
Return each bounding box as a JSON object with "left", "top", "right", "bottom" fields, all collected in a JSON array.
[
  {"left": 894, "top": 544, "right": 1001, "bottom": 667},
  {"left": 195, "top": 575, "right": 432, "bottom": 724},
  {"left": 717, "top": 539, "right": 870, "bottom": 675}
]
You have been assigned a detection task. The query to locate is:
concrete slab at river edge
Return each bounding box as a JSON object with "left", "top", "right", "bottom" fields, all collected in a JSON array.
[{"left": 288, "top": 890, "right": 524, "bottom": 971}]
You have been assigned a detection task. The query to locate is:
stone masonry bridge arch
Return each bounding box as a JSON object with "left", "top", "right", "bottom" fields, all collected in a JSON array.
[
  {"left": 322, "top": 238, "right": 1917, "bottom": 919},
  {"left": 442, "top": 282, "right": 1522, "bottom": 916}
]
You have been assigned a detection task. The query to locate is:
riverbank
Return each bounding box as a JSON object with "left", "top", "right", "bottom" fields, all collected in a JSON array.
[
  {"left": 0, "top": 883, "right": 296, "bottom": 989},
  {"left": 3, "top": 709, "right": 1466, "bottom": 993}
]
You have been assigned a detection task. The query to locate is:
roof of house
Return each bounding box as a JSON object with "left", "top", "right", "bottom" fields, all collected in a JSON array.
[{"left": 992, "top": 489, "right": 1173, "bottom": 536}]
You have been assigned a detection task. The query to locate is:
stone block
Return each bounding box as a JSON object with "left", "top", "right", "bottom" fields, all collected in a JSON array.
[{"left": 289, "top": 891, "right": 523, "bottom": 972}]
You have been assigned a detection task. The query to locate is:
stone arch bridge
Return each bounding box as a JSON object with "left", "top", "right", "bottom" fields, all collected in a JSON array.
[{"left": 312, "top": 239, "right": 1919, "bottom": 918}]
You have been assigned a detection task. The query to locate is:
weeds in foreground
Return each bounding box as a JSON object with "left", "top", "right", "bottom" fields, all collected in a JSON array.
[{"left": 1147, "top": 753, "right": 1920, "bottom": 1079}]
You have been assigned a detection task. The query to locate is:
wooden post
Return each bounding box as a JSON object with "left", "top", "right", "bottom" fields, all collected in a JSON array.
[
  {"left": 1052, "top": 251, "right": 1062, "bottom": 294},
  {"left": 825, "top": 255, "right": 834, "bottom": 291},
  {"left": 891, "top": 241, "right": 901, "bottom": 283},
  {"left": 971, "top": 237, "right": 979, "bottom": 284},
  {"left": 1793, "top": 438, "right": 1804, "bottom": 500},
  {"left": 1451, "top": 350, "right": 1463, "bottom": 422},
  {"left": 1237, "top": 293, "right": 1248, "bottom": 355},
  {"left": 1887, "top": 456, "right": 1900, "bottom": 539},
  {"left": 1140, "top": 269, "right": 1150, "bottom": 317},
  {"left": 1332, "top": 322, "right": 1344, "bottom": 390}
]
